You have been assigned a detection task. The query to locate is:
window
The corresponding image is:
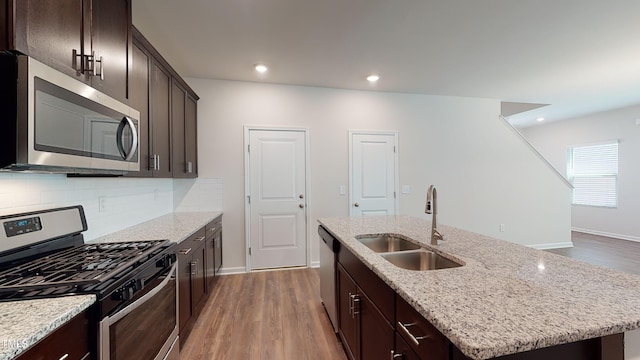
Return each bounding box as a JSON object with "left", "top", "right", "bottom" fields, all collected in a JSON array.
[{"left": 567, "top": 141, "right": 618, "bottom": 207}]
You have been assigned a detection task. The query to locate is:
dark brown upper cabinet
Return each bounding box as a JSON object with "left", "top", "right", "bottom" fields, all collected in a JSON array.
[
  {"left": 3, "top": 0, "right": 132, "bottom": 104},
  {"left": 172, "top": 81, "right": 198, "bottom": 178},
  {"left": 129, "top": 27, "right": 173, "bottom": 178}
]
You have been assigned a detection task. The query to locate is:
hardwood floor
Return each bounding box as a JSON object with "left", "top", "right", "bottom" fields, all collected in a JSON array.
[
  {"left": 180, "top": 268, "right": 347, "bottom": 360},
  {"left": 547, "top": 231, "right": 640, "bottom": 275}
]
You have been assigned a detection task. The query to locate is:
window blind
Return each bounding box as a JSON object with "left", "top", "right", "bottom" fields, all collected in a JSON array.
[{"left": 567, "top": 142, "right": 618, "bottom": 207}]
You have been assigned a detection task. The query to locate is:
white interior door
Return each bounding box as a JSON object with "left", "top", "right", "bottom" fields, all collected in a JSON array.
[
  {"left": 350, "top": 132, "right": 398, "bottom": 216},
  {"left": 248, "top": 129, "right": 307, "bottom": 270}
]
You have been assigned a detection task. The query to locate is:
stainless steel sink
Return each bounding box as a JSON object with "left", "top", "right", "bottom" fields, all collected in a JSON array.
[
  {"left": 381, "top": 250, "right": 463, "bottom": 270},
  {"left": 356, "top": 234, "right": 420, "bottom": 253}
]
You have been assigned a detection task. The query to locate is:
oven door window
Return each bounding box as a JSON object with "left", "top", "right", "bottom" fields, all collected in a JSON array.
[
  {"left": 34, "top": 77, "right": 138, "bottom": 162},
  {"left": 107, "top": 272, "right": 176, "bottom": 360}
]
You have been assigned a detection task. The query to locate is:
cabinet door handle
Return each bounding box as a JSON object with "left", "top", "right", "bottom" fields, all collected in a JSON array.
[
  {"left": 348, "top": 292, "right": 354, "bottom": 316},
  {"left": 397, "top": 321, "right": 430, "bottom": 346},
  {"left": 59, "top": 354, "right": 69, "bottom": 360},
  {"left": 390, "top": 350, "right": 403, "bottom": 360},
  {"left": 72, "top": 49, "right": 83, "bottom": 75},
  {"left": 191, "top": 260, "right": 198, "bottom": 276},
  {"left": 195, "top": 236, "right": 205, "bottom": 242},
  {"left": 179, "top": 248, "right": 192, "bottom": 255},
  {"left": 352, "top": 296, "right": 360, "bottom": 317},
  {"left": 156, "top": 155, "right": 161, "bottom": 170},
  {"left": 349, "top": 293, "right": 360, "bottom": 319},
  {"left": 93, "top": 53, "right": 104, "bottom": 80},
  {"left": 187, "top": 161, "right": 193, "bottom": 173}
]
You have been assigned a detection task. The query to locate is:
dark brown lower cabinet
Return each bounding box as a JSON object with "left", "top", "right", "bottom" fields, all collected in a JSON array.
[
  {"left": 359, "top": 289, "right": 394, "bottom": 360},
  {"left": 178, "top": 217, "right": 223, "bottom": 346},
  {"left": 338, "top": 265, "right": 359, "bottom": 360},
  {"left": 16, "top": 307, "right": 92, "bottom": 360},
  {"left": 205, "top": 217, "right": 222, "bottom": 290},
  {"left": 177, "top": 228, "right": 206, "bottom": 346},
  {"left": 337, "top": 263, "right": 394, "bottom": 360}
]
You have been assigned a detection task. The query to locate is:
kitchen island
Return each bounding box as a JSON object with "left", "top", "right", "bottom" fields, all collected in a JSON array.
[{"left": 318, "top": 216, "right": 640, "bottom": 360}]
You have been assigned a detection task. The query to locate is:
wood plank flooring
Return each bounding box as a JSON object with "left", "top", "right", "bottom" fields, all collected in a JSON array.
[
  {"left": 547, "top": 232, "right": 640, "bottom": 275},
  {"left": 180, "top": 268, "right": 346, "bottom": 360}
]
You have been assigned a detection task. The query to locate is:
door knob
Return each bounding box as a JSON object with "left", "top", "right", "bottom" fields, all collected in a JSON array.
[
  {"left": 354, "top": 203, "right": 360, "bottom": 207},
  {"left": 299, "top": 194, "right": 304, "bottom": 199},
  {"left": 299, "top": 204, "right": 305, "bottom": 208}
]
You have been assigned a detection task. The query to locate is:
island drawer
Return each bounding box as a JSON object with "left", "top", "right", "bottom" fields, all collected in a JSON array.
[{"left": 396, "top": 294, "right": 449, "bottom": 360}]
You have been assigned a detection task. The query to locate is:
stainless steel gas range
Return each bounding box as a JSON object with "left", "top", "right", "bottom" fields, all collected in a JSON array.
[{"left": 0, "top": 206, "right": 179, "bottom": 360}]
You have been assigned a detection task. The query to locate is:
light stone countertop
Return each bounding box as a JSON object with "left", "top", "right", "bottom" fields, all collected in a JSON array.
[
  {"left": 1, "top": 211, "right": 222, "bottom": 360},
  {"left": 318, "top": 215, "right": 640, "bottom": 360},
  {"left": 91, "top": 211, "right": 222, "bottom": 244},
  {"left": 0, "top": 295, "right": 96, "bottom": 360}
]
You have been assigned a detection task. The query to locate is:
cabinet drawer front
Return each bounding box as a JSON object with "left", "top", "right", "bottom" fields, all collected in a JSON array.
[
  {"left": 206, "top": 218, "right": 222, "bottom": 237},
  {"left": 338, "top": 246, "right": 395, "bottom": 324},
  {"left": 396, "top": 295, "right": 449, "bottom": 360},
  {"left": 178, "top": 227, "right": 206, "bottom": 260},
  {"left": 17, "top": 307, "right": 92, "bottom": 360}
]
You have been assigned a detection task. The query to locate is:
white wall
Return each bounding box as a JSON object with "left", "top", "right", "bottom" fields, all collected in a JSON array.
[
  {"left": 187, "top": 78, "right": 572, "bottom": 271},
  {"left": 521, "top": 104, "right": 640, "bottom": 241},
  {"left": 628, "top": 329, "right": 640, "bottom": 360}
]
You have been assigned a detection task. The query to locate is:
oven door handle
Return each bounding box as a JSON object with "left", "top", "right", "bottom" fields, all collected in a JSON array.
[{"left": 103, "top": 262, "right": 176, "bottom": 325}]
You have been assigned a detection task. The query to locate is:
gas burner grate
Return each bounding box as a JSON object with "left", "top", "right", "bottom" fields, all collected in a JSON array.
[{"left": 0, "top": 240, "right": 168, "bottom": 292}]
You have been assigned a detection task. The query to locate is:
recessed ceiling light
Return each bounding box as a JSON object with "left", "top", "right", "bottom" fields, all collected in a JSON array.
[
  {"left": 254, "top": 64, "right": 268, "bottom": 73},
  {"left": 366, "top": 74, "right": 380, "bottom": 83},
  {"left": 536, "top": 117, "right": 545, "bottom": 122}
]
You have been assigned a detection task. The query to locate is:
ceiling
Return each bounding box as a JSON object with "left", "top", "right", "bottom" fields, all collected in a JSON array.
[{"left": 132, "top": 0, "right": 640, "bottom": 128}]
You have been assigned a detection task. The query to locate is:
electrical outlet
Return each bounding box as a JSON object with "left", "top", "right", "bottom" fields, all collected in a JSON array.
[
  {"left": 99, "top": 196, "right": 107, "bottom": 212},
  {"left": 499, "top": 224, "right": 505, "bottom": 232},
  {"left": 339, "top": 185, "right": 346, "bottom": 196},
  {"left": 154, "top": 188, "right": 159, "bottom": 201}
]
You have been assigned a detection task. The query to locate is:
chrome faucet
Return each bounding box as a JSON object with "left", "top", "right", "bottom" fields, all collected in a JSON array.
[{"left": 425, "top": 185, "right": 444, "bottom": 245}]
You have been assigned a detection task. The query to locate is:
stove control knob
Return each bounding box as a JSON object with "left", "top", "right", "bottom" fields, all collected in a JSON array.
[{"left": 112, "top": 280, "right": 138, "bottom": 301}]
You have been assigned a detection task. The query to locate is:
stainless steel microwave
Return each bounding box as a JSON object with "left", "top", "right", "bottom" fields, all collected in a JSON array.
[{"left": 0, "top": 54, "right": 140, "bottom": 174}]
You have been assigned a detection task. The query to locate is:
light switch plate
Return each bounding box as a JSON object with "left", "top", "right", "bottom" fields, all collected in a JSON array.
[
  {"left": 339, "top": 185, "right": 346, "bottom": 196},
  {"left": 401, "top": 185, "right": 410, "bottom": 194}
]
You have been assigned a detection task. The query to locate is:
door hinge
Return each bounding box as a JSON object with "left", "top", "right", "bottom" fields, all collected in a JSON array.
[
  {"left": 394, "top": 145, "right": 396, "bottom": 153},
  {"left": 249, "top": 247, "right": 251, "bottom": 256},
  {"left": 394, "top": 191, "right": 396, "bottom": 198},
  {"left": 248, "top": 144, "right": 250, "bottom": 152},
  {"left": 247, "top": 195, "right": 251, "bottom": 204}
]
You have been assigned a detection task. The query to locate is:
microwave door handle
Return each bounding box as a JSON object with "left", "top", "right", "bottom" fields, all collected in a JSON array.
[{"left": 116, "top": 116, "right": 138, "bottom": 161}]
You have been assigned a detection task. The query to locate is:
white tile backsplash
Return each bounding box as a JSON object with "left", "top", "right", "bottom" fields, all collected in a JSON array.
[
  {"left": 0, "top": 173, "right": 186, "bottom": 241},
  {"left": 173, "top": 177, "right": 224, "bottom": 212}
]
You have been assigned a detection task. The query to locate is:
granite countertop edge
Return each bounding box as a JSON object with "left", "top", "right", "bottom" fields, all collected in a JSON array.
[
  {"left": 0, "top": 295, "right": 96, "bottom": 360},
  {"left": 318, "top": 215, "right": 640, "bottom": 360},
  {"left": 91, "top": 211, "right": 223, "bottom": 244}
]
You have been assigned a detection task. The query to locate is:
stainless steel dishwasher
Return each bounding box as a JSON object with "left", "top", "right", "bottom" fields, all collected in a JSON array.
[{"left": 319, "top": 226, "right": 340, "bottom": 333}]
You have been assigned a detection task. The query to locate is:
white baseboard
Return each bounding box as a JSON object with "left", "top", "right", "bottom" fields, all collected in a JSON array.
[
  {"left": 219, "top": 263, "right": 320, "bottom": 275},
  {"left": 217, "top": 266, "right": 247, "bottom": 275},
  {"left": 529, "top": 242, "right": 574, "bottom": 250},
  {"left": 572, "top": 227, "right": 640, "bottom": 243}
]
